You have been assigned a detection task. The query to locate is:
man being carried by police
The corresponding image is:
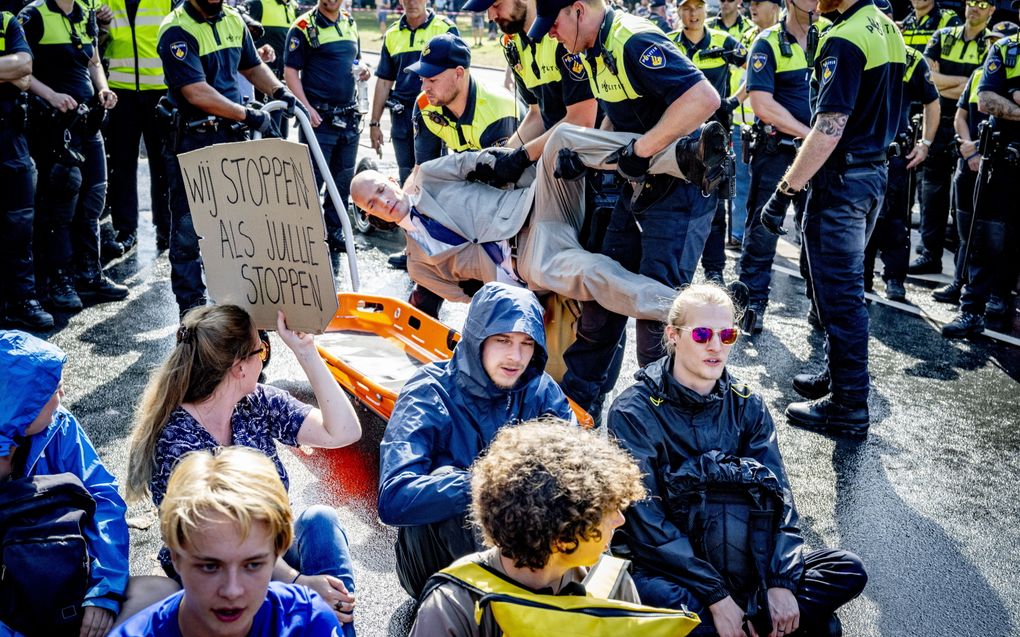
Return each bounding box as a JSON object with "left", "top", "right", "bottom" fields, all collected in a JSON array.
[
  {"left": 944, "top": 12, "right": 1020, "bottom": 337},
  {"left": 909, "top": 0, "right": 993, "bottom": 277},
  {"left": 670, "top": 0, "right": 747, "bottom": 286},
  {"left": 759, "top": 0, "right": 905, "bottom": 436},
  {"left": 607, "top": 283, "right": 868, "bottom": 637},
  {"left": 900, "top": 0, "right": 960, "bottom": 52},
  {"left": 157, "top": 0, "right": 300, "bottom": 318},
  {"left": 350, "top": 121, "right": 728, "bottom": 323},
  {"left": 527, "top": 0, "right": 721, "bottom": 420},
  {"left": 864, "top": 0, "right": 941, "bottom": 303},
  {"left": 284, "top": 0, "right": 367, "bottom": 255}
]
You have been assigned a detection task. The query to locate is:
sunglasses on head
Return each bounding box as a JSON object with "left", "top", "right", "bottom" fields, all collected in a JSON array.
[
  {"left": 247, "top": 339, "right": 271, "bottom": 364},
  {"left": 965, "top": 1, "right": 990, "bottom": 7},
  {"left": 677, "top": 326, "right": 739, "bottom": 345}
]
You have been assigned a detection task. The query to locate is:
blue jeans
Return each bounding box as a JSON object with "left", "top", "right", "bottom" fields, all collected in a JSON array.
[
  {"left": 561, "top": 179, "right": 714, "bottom": 410},
  {"left": 802, "top": 165, "right": 886, "bottom": 405},
  {"left": 301, "top": 120, "right": 359, "bottom": 247},
  {"left": 284, "top": 505, "right": 357, "bottom": 636},
  {"left": 731, "top": 126, "right": 749, "bottom": 242}
]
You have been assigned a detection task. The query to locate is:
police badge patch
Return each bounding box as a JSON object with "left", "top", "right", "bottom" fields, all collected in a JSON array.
[
  {"left": 562, "top": 53, "right": 587, "bottom": 81},
  {"left": 639, "top": 44, "right": 666, "bottom": 69},
  {"left": 987, "top": 59, "right": 1001, "bottom": 74},
  {"left": 289, "top": 36, "right": 300, "bottom": 52},
  {"left": 170, "top": 41, "right": 188, "bottom": 60},
  {"left": 750, "top": 52, "right": 767, "bottom": 72},
  {"left": 819, "top": 56, "right": 837, "bottom": 84}
]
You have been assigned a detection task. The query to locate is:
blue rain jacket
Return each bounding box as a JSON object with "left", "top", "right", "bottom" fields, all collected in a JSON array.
[
  {"left": 0, "top": 331, "right": 130, "bottom": 623},
  {"left": 378, "top": 283, "right": 574, "bottom": 526}
]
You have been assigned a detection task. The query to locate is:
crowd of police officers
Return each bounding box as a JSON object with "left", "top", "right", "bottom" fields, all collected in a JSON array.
[{"left": 0, "top": 0, "right": 1017, "bottom": 433}]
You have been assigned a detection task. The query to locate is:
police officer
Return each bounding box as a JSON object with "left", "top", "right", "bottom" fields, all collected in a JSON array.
[
  {"left": 759, "top": 0, "right": 905, "bottom": 435},
  {"left": 737, "top": 0, "right": 820, "bottom": 332},
  {"left": 707, "top": 0, "right": 751, "bottom": 38},
  {"left": 157, "top": 0, "right": 294, "bottom": 316},
  {"left": 864, "top": 0, "right": 940, "bottom": 303},
  {"left": 909, "top": 0, "right": 993, "bottom": 277},
  {"left": 648, "top": 0, "right": 671, "bottom": 31},
  {"left": 944, "top": 13, "right": 1020, "bottom": 337},
  {"left": 246, "top": 0, "right": 298, "bottom": 135},
  {"left": 369, "top": 0, "right": 458, "bottom": 185},
  {"left": 671, "top": 0, "right": 746, "bottom": 284},
  {"left": 284, "top": 0, "right": 364, "bottom": 254},
  {"left": 901, "top": 0, "right": 960, "bottom": 52},
  {"left": 0, "top": 9, "right": 51, "bottom": 329},
  {"left": 528, "top": 0, "right": 719, "bottom": 414},
  {"left": 103, "top": 0, "right": 173, "bottom": 257},
  {"left": 21, "top": 0, "right": 129, "bottom": 312}
]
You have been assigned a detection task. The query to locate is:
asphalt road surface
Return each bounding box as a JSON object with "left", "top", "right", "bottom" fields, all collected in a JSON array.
[{"left": 31, "top": 60, "right": 1020, "bottom": 636}]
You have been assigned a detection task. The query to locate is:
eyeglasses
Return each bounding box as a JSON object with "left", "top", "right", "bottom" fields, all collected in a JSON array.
[
  {"left": 677, "top": 326, "right": 739, "bottom": 345},
  {"left": 965, "top": 1, "right": 990, "bottom": 8},
  {"left": 247, "top": 339, "right": 271, "bottom": 363}
]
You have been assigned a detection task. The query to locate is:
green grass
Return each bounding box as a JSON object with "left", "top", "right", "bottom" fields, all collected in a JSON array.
[{"left": 353, "top": 11, "right": 511, "bottom": 69}]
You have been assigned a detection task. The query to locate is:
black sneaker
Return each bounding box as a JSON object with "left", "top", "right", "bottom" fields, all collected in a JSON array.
[
  {"left": 47, "top": 274, "right": 83, "bottom": 311},
  {"left": 884, "top": 279, "right": 906, "bottom": 302},
  {"left": 387, "top": 252, "right": 408, "bottom": 270},
  {"left": 908, "top": 252, "right": 942, "bottom": 275},
  {"left": 77, "top": 273, "right": 129, "bottom": 303},
  {"left": 793, "top": 370, "right": 830, "bottom": 400},
  {"left": 3, "top": 299, "right": 54, "bottom": 330},
  {"left": 932, "top": 281, "right": 961, "bottom": 304},
  {"left": 941, "top": 311, "right": 984, "bottom": 339},
  {"left": 985, "top": 294, "right": 1008, "bottom": 320},
  {"left": 786, "top": 395, "right": 869, "bottom": 437}
]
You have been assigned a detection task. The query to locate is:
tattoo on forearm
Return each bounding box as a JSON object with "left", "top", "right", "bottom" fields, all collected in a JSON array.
[
  {"left": 981, "top": 91, "right": 1020, "bottom": 121},
  {"left": 815, "top": 113, "right": 848, "bottom": 137}
]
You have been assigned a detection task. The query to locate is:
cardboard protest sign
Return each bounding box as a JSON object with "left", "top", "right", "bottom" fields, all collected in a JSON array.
[{"left": 177, "top": 138, "right": 339, "bottom": 334}]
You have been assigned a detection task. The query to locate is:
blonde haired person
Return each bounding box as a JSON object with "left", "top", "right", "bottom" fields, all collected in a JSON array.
[
  {"left": 125, "top": 305, "right": 361, "bottom": 632},
  {"left": 111, "top": 448, "right": 344, "bottom": 636},
  {"left": 410, "top": 418, "right": 646, "bottom": 636}
]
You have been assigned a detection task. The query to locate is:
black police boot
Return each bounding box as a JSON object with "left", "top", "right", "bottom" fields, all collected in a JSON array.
[
  {"left": 116, "top": 231, "right": 138, "bottom": 255},
  {"left": 941, "top": 311, "right": 984, "bottom": 339},
  {"left": 793, "top": 370, "right": 830, "bottom": 400},
  {"left": 156, "top": 233, "right": 170, "bottom": 252},
  {"left": 3, "top": 299, "right": 54, "bottom": 330},
  {"left": 47, "top": 271, "right": 83, "bottom": 311},
  {"left": 786, "top": 395, "right": 869, "bottom": 437},
  {"left": 77, "top": 272, "right": 129, "bottom": 303},
  {"left": 676, "top": 120, "right": 728, "bottom": 195},
  {"left": 705, "top": 270, "right": 725, "bottom": 285},
  {"left": 747, "top": 301, "right": 765, "bottom": 334},
  {"left": 884, "top": 279, "right": 906, "bottom": 302},
  {"left": 100, "top": 234, "right": 125, "bottom": 264},
  {"left": 985, "top": 294, "right": 1008, "bottom": 320},
  {"left": 908, "top": 252, "right": 942, "bottom": 275},
  {"left": 387, "top": 252, "right": 408, "bottom": 271},
  {"left": 932, "top": 280, "right": 962, "bottom": 304}
]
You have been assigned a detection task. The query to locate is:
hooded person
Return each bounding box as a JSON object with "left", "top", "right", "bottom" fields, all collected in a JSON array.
[{"left": 377, "top": 282, "right": 576, "bottom": 599}]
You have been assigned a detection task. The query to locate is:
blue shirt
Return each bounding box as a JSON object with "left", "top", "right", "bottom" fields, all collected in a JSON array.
[
  {"left": 746, "top": 23, "right": 813, "bottom": 127},
  {"left": 375, "top": 11, "right": 458, "bottom": 103},
  {"left": 19, "top": 0, "right": 96, "bottom": 103},
  {"left": 283, "top": 10, "right": 359, "bottom": 106}
]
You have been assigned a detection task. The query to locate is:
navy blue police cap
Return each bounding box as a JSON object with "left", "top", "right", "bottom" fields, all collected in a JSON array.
[
  {"left": 461, "top": 0, "right": 495, "bottom": 12},
  {"left": 528, "top": 0, "right": 576, "bottom": 40},
  {"left": 405, "top": 33, "right": 472, "bottom": 78}
]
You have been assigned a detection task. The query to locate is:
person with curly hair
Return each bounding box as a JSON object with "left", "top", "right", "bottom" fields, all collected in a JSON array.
[{"left": 408, "top": 417, "right": 647, "bottom": 636}]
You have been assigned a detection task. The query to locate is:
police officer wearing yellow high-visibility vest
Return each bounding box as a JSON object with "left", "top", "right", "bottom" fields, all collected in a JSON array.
[
  {"left": 284, "top": 0, "right": 364, "bottom": 254},
  {"left": 370, "top": 0, "right": 458, "bottom": 184},
  {"left": 707, "top": 0, "right": 751, "bottom": 38},
  {"left": 157, "top": 0, "right": 296, "bottom": 316},
  {"left": 759, "top": 0, "right": 905, "bottom": 436},
  {"left": 528, "top": 0, "right": 719, "bottom": 414},
  {"left": 901, "top": 0, "right": 960, "bottom": 52},
  {"left": 908, "top": 0, "right": 992, "bottom": 276},
  {"left": 20, "top": 0, "right": 129, "bottom": 313},
  {"left": 103, "top": 0, "right": 172, "bottom": 258},
  {"left": 246, "top": 0, "right": 297, "bottom": 81}
]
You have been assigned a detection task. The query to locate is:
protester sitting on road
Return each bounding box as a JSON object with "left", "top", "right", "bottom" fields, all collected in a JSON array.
[
  {"left": 409, "top": 418, "right": 647, "bottom": 636},
  {"left": 0, "top": 330, "right": 178, "bottom": 637},
  {"left": 124, "top": 305, "right": 361, "bottom": 630},
  {"left": 607, "top": 284, "right": 868, "bottom": 637},
  {"left": 111, "top": 447, "right": 345, "bottom": 636},
  {"left": 377, "top": 282, "right": 576, "bottom": 599}
]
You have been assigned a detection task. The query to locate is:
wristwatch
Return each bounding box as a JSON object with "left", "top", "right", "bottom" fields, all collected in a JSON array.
[
  {"left": 369, "top": 121, "right": 381, "bottom": 127},
  {"left": 778, "top": 179, "right": 799, "bottom": 196},
  {"left": 918, "top": 138, "right": 932, "bottom": 147}
]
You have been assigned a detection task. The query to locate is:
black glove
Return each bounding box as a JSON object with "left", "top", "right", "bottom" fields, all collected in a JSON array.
[
  {"left": 720, "top": 96, "right": 740, "bottom": 114},
  {"left": 272, "top": 85, "right": 307, "bottom": 119},
  {"left": 243, "top": 108, "right": 279, "bottom": 137},
  {"left": 554, "top": 148, "right": 586, "bottom": 181},
  {"left": 607, "top": 139, "right": 650, "bottom": 181},
  {"left": 467, "top": 147, "right": 533, "bottom": 186},
  {"left": 760, "top": 189, "right": 794, "bottom": 235}
]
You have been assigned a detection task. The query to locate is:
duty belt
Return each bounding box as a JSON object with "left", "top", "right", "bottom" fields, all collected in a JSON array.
[
  {"left": 831, "top": 150, "right": 887, "bottom": 169},
  {"left": 747, "top": 123, "right": 798, "bottom": 158},
  {"left": 312, "top": 102, "right": 360, "bottom": 130},
  {"left": 887, "top": 133, "right": 914, "bottom": 159}
]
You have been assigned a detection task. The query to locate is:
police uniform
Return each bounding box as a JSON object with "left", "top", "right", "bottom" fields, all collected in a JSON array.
[
  {"left": 738, "top": 19, "right": 814, "bottom": 317},
  {"left": 901, "top": 3, "right": 960, "bottom": 52},
  {"left": 864, "top": 46, "right": 938, "bottom": 294},
  {"left": 412, "top": 78, "right": 522, "bottom": 164},
  {"left": 911, "top": 21, "right": 991, "bottom": 272},
  {"left": 707, "top": 10, "right": 751, "bottom": 39},
  {"left": 374, "top": 10, "right": 458, "bottom": 182},
  {"left": 784, "top": 0, "right": 905, "bottom": 431},
  {"left": 0, "top": 11, "right": 51, "bottom": 329},
  {"left": 502, "top": 32, "right": 594, "bottom": 131},
  {"left": 103, "top": 0, "right": 172, "bottom": 253},
  {"left": 532, "top": 7, "right": 711, "bottom": 412},
  {"left": 157, "top": 0, "right": 263, "bottom": 314},
  {"left": 284, "top": 6, "right": 360, "bottom": 251},
  {"left": 20, "top": 0, "right": 128, "bottom": 309},
  {"left": 672, "top": 25, "right": 746, "bottom": 282},
  {"left": 246, "top": 0, "right": 297, "bottom": 79}
]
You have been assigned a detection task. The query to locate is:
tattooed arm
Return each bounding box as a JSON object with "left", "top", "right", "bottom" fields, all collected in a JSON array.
[
  {"left": 977, "top": 90, "right": 1020, "bottom": 122},
  {"left": 779, "top": 111, "right": 847, "bottom": 191}
]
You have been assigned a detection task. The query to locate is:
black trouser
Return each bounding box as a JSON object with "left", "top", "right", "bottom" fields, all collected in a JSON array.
[
  {"left": 918, "top": 122, "right": 956, "bottom": 257},
  {"left": 949, "top": 158, "right": 977, "bottom": 288},
  {"left": 864, "top": 153, "right": 910, "bottom": 284},
  {"left": 106, "top": 88, "right": 170, "bottom": 242},
  {"left": 394, "top": 514, "right": 483, "bottom": 599},
  {"left": 389, "top": 99, "right": 415, "bottom": 184},
  {"left": 632, "top": 548, "right": 868, "bottom": 636},
  {"left": 0, "top": 150, "right": 38, "bottom": 302},
  {"left": 701, "top": 193, "right": 728, "bottom": 276},
  {"left": 32, "top": 131, "right": 106, "bottom": 280}
]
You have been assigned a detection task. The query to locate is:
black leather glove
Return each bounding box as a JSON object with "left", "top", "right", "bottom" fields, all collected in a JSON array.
[
  {"left": 272, "top": 85, "right": 307, "bottom": 119},
  {"left": 243, "top": 108, "right": 279, "bottom": 137},
  {"left": 720, "top": 96, "right": 740, "bottom": 114},
  {"left": 467, "top": 147, "right": 533, "bottom": 186},
  {"left": 760, "top": 189, "right": 794, "bottom": 235},
  {"left": 607, "top": 139, "right": 650, "bottom": 181},
  {"left": 554, "top": 148, "right": 586, "bottom": 181}
]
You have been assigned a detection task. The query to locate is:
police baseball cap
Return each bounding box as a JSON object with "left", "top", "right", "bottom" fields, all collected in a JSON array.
[
  {"left": 405, "top": 34, "right": 472, "bottom": 77},
  {"left": 650, "top": 0, "right": 666, "bottom": 7},
  {"left": 527, "top": 0, "right": 575, "bottom": 40},
  {"left": 460, "top": 0, "right": 494, "bottom": 12},
  {"left": 989, "top": 21, "right": 1019, "bottom": 38},
  {"left": 873, "top": 0, "right": 893, "bottom": 15}
]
